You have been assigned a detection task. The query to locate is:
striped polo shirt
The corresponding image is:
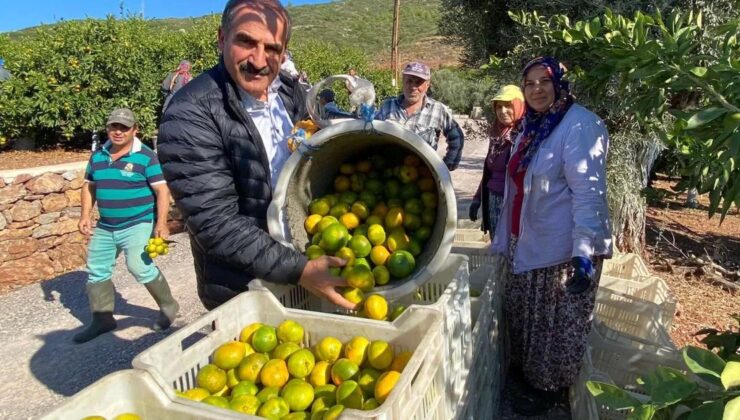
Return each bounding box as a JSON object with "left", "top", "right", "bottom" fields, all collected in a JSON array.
[{"left": 84, "top": 137, "right": 166, "bottom": 231}]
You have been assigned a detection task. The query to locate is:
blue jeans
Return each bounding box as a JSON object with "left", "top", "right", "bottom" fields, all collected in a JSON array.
[{"left": 86, "top": 222, "right": 159, "bottom": 284}]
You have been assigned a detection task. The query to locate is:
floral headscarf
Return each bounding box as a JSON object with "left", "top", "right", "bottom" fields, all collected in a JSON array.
[{"left": 514, "top": 56, "right": 574, "bottom": 172}]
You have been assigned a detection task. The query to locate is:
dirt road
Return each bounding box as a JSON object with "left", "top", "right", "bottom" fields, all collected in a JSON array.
[{"left": 0, "top": 127, "right": 489, "bottom": 418}]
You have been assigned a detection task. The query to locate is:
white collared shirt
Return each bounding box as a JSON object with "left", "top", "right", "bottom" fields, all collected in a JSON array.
[{"left": 240, "top": 78, "right": 294, "bottom": 185}]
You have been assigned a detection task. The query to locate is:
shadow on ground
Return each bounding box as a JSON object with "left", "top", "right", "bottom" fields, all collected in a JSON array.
[{"left": 30, "top": 271, "right": 175, "bottom": 396}]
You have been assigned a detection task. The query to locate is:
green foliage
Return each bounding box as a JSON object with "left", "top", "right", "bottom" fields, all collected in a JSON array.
[
  {"left": 695, "top": 315, "right": 740, "bottom": 361},
  {"left": 429, "top": 68, "right": 496, "bottom": 114},
  {"left": 501, "top": 7, "right": 739, "bottom": 219},
  {"left": 587, "top": 346, "right": 740, "bottom": 419}
]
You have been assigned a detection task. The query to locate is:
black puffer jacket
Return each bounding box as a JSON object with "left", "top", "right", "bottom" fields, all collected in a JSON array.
[{"left": 158, "top": 60, "right": 309, "bottom": 309}]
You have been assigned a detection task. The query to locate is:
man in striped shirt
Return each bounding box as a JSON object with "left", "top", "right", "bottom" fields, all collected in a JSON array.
[{"left": 74, "top": 108, "right": 179, "bottom": 343}]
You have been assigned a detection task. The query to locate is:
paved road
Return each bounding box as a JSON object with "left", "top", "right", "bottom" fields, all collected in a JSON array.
[{"left": 0, "top": 133, "right": 489, "bottom": 419}]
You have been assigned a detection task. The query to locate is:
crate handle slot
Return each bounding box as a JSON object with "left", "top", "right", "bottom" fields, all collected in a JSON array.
[{"left": 180, "top": 321, "right": 217, "bottom": 352}]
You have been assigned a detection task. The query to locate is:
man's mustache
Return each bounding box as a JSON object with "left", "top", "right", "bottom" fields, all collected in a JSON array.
[{"left": 239, "top": 61, "right": 271, "bottom": 76}]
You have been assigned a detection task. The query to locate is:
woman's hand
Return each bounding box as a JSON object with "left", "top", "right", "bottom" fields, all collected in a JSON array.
[
  {"left": 469, "top": 200, "right": 481, "bottom": 221},
  {"left": 565, "top": 256, "right": 593, "bottom": 294}
]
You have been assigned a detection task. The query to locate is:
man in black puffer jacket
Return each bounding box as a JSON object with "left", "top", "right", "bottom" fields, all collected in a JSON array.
[{"left": 157, "top": 0, "right": 354, "bottom": 310}]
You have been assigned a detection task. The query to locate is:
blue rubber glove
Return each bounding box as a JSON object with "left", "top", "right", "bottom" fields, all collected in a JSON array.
[{"left": 566, "top": 256, "right": 593, "bottom": 294}]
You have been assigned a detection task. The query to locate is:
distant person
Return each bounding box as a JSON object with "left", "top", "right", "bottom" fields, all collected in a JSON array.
[
  {"left": 157, "top": 0, "right": 355, "bottom": 311},
  {"left": 0, "top": 58, "right": 11, "bottom": 81},
  {"left": 469, "top": 85, "right": 525, "bottom": 240},
  {"left": 376, "top": 61, "right": 464, "bottom": 171},
  {"left": 319, "top": 89, "right": 353, "bottom": 119},
  {"left": 345, "top": 66, "right": 358, "bottom": 93},
  {"left": 161, "top": 60, "right": 193, "bottom": 113},
  {"left": 75, "top": 108, "right": 178, "bottom": 343}
]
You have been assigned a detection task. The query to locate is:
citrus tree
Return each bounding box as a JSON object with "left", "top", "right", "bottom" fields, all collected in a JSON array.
[{"left": 501, "top": 8, "right": 739, "bottom": 220}]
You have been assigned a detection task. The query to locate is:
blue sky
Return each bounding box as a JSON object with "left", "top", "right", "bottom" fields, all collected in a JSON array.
[{"left": 0, "top": 0, "right": 331, "bottom": 33}]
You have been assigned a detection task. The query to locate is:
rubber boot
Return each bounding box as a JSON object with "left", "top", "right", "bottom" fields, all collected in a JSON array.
[
  {"left": 73, "top": 281, "right": 117, "bottom": 343},
  {"left": 144, "top": 272, "right": 179, "bottom": 331}
]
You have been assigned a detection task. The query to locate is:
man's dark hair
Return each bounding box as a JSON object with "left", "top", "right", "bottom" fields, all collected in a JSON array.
[
  {"left": 221, "top": 0, "right": 292, "bottom": 47},
  {"left": 319, "top": 89, "right": 335, "bottom": 103}
]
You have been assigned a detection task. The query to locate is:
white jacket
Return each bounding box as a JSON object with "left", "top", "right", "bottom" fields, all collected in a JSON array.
[{"left": 491, "top": 104, "right": 613, "bottom": 273}]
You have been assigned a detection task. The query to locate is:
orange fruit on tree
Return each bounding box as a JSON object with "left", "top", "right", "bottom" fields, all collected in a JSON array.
[
  {"left": 370, "top": 245, "right": 391, "bottom": 267},
  {"left": 196, "top": 364, "right": 227, "bottom": 394},
  {"left": 363, "top": 294, "right": 388, "bottom": 320},
  {"left": 374, "top": 371, "right": 401, "bottom": 403},
  {"left": 252, "top": 325, "right": 278, "bottom": 353},
  {"left": 390, "top": 351, "right": 413, "bottom": 372},
  {"left": 344, "top": 336, "right": 371, "bottom": 367},
  {"left": 281, "top": 380, "right": 315, "bottom": 412},
  {"left": 367, "top": 340, "right": 394, "bottom": 370},
  {"left": 309, "top": 360, "right": 332, "bottom": 387},
  {"left": 331, "top": 358, "right": 360, "bottom": 385},
  {"left": 336, "top": 380, "right": 364, "bottom": 409},
  {"left": 287, "top": 348, "right": 316, "bottom": 379},
  {"left": 237, "top": 352, "right": 269, "bottom": 383},
  {"left": 315, "top": 336, "right": 343, "bottom": 363},
  {"left": 257, "top": 396, "right": 290, "bottom": 420},
  {"left": 212, "top": 341, "right": 246, "bottom": 370},
  {"left": 260, "top": 359, "right": 289, "bottom": 388},
  {"left": 277, "top": 319, "right": 304, "bottom": 344}
]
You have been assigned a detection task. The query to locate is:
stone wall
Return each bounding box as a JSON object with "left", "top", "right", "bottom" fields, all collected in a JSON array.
[{"left": 0, "top": 168, "right": 183, "bottom": 290}]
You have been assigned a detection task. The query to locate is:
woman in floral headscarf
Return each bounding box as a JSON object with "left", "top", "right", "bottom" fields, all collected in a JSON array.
[
  {"left": 161, "top": 60, "right": 193, "bottom": 113},
  {"left": 491, "top": 57, "right": 613, "bottom": 415},
  {"left": 469, "top": 85, "right": 525, "bottom": 240}
]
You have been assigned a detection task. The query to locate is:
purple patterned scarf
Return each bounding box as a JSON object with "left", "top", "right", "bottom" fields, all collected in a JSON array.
[{"left": 515, "top": 57, "right": 574, "bottom": 172}]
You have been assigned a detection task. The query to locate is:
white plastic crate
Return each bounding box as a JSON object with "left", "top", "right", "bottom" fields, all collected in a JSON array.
[
  {"left": 455, "top": 262, "right": 504, "bottom": 420},
  {"left": 594, "top": 286, "right": 677, "bottom": 352},
  {"left": 454, "top": 228, "right": 488, "bottom": 244},
  {"left": 132, "top": 290, "right": 447, "bottom": 420},
  {"left": 599, "top": 274, "right": 676, "bottom": 328},
  {"left": 451, "top": 241, "right": 495, "bottom": 272},
  {"left": 571, "top": 330, "right": 684, "bottom": 419},
  {"left": 602, "top": 253, "right": 650, "bottom": 280},
  {"left": 40, "top": 370, "right": 225, "bottom": 420},
  {"left": 249, "top": 254, "right": 472, "bottom": 419}
]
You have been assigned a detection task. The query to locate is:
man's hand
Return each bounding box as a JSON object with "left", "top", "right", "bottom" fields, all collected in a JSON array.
[
  {"left": 565, "top": 256, "right": 593, "bottom": 294},
  {"left": 468, "top": 200, "right": 480, "bottom": 221},
  {"left": 154, "top": 221, "right": 170, "bottom": 240},
  {"left": 78, "top": 217, "right": 93, "bottom": 237},
  {"left": 298, "top": 256, "right": 356, "bottom": 310}
]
